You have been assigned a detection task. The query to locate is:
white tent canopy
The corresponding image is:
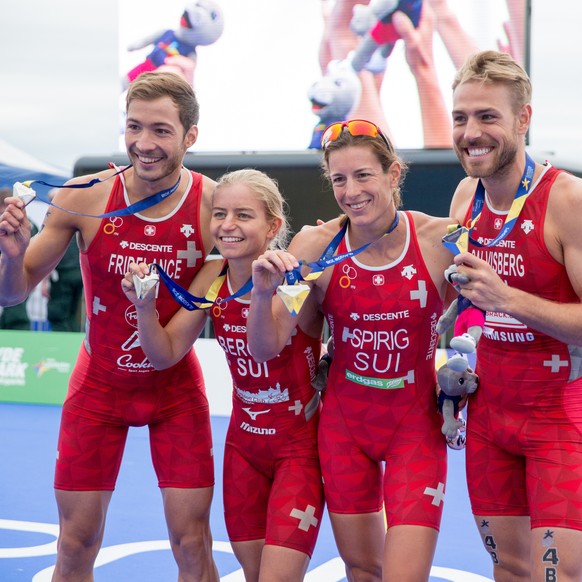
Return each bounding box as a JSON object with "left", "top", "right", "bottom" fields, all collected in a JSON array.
[
  {"left": 0, "top": 138, "right": 71, "bottom": 228},
  {"left": 0, "top": 137, "right": 70, "bottom": 190}
]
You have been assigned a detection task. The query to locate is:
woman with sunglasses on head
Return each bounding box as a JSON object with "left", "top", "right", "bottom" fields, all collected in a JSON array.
[
  {"left": 247, "top": 120, "right": 457, "bottom": 581},
  {"left": 122, "top": 169, "right": 325, "bottom": 582}
]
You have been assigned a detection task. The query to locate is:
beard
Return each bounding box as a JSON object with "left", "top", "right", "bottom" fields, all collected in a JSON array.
[
  {"left": 456, "top": 140, "right": 518, "bottom": 180},
  {"left": 128, "top": 148, "right": 183, "bottom": 184}
]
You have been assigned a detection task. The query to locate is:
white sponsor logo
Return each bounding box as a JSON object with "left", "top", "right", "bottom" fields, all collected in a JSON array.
[
  {"left": 242, "top": 407, "right": 270, "bottom": 420},
  {"left": 180, "top": 224, "right": 195, "bottom": 237},
  {"left": 223, "top": 324, "right": 246, "bottom": 333},
  {"left": 116, "top": 354, "right": 155, "bottom": 371},
  {"left": 123, "top": 242, "right": 173, "bottom": 252},
  {"left": 362, "top": 310, "right": 409, "bottom": 321},
  {"left": 240, "top": 422, "right": 276, "bottom": 435}
]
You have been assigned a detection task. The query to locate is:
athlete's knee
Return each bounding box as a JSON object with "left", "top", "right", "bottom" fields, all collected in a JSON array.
[
  {"left": 170, "top": 529, "right": 217, "bottom": 582},
  {"left": 169, "top": 522, "right": 213, "bottom": 563},
  {"left": 344, "top": 560, "right": 382, "bottom": 582},
  {"left": 54, "top": 531, "right": 103, "bottom": 581},
  {"left": 490, "top": 564, "right": 530, "bottom": 582},
  {"left": 476, "top": 520, "right": 530, "bottom": 580},
  {"left": 59, "top": 517, "right": 105, "bottom": 551}
]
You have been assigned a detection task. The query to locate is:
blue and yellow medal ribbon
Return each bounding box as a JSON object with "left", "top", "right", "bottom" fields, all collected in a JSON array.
[
  {"left": 298, "top": 211, "right": 399, "bottom": 282},
  {"left": 467, "top": 153, "right": 536, "bottom": 248},
  {"left": 155, "top": 212, "right": 400, "bottom": 315},
  {"left": 153, "top": 262, "right": 252, "bottom": 312},
  {"left": 442, "top": 224, "right": 470, "bottom": 256},
  {"left": 278, "top": 211, "right": 400, "bottom": 314},
  {"left": 443, "top": 153, "right": 536, "bottom": 255}
]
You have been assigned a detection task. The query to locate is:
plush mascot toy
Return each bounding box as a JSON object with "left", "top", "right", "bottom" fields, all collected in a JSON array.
[
  {"left": 438, "top": 224, "right": 486, "bottom": 372},
  {"left": 436, "top": 264, "right": 485, "bottom": 372},
  {"left": 435, "top": 224, "right": 484, "bottom": 449},
  {"left": 437, "top": 364, "right": 478, "bottom": 449},
  {"left": 349, "top": 0, "right": 423, "bottom": 73},
  {"left": 123, "top": 0, "right": 224, "bottom": 89},
  {"left": 307, "top": 59, "right": 362, "bottom": 149}
]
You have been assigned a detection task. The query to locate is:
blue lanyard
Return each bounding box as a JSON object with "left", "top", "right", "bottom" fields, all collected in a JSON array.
[
  {"left": 285, "top": 211, "right": 400, "bottom": 285},
  {"left": 468, "top": 153, "right": 536, "bottom": 248},
  {"left": 156, "top": 211, "right": 400, "bottom": 309},
  {"left": 154, "top": 262, "right": 253, "bottom": 312},
  {"left": 20, "top": 165, "right": 182, "bottom": 219}
]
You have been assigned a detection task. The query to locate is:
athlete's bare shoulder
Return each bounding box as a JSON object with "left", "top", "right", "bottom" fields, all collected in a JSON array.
[
  {"left": 49, "top": 168, "right": 118, "bottom": 215},
  {"left": 407, "top": 211, "right": 455, "bottom": 243},
  {"left": 550, "top": 169, "right": 582, "bottom": 206},
  {"left": 546, "top": 169, "right": 582, "bottom": 259},
  {"left": 200, "top": 173, "right": 218, "bottom": 208},
  {"left": 406, "top": 212, "right": 455, "bottom": 292},
  {"left": 189, "top": 257, "right": 224, "bottom": 297},
  {"left": 42, "top": 168, "right": 120, "bottom": 250},
  {"left": 289, "top": 216, "right": 344, "bottom": 261}
]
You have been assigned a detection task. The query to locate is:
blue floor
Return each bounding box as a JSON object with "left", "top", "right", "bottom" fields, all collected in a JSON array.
[{"left": 0, "top": 403, "right": 493, "bottom": 581}]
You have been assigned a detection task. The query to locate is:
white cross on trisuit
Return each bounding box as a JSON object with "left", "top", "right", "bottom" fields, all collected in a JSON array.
[
  {"left": 410, "top": 280, "right": 428, "bottom": 308},
  {"left": 92, "top": 296, "right": 106, "bottom": 315},
  {"left": 288, "top": 400, "right": 303, "bottom": 416},
  {"left": 177, "top": 241, "right": 203, "bottom": 267},
  {"left": 290, "top": 504, "right": 319, "bottom": 531},
  {"left": 543, "top": 354, "right": 568, "bottom": 373},
  {"left": 424, "top": 482, "right": 445, "bottom": 507}
]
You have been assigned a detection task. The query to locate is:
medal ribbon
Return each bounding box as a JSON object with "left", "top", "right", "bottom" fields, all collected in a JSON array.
[
  {"left": 153, "top": 262, "right": 252, "bottom": 312},
  {"left": 284, "top": 211, "right": 400, "bottom": 285},
  {"left": 16, "top": 164, "right": 182, "bottom": 219},
  {"left": 156, "top": 211, "right": 400, "bottom": 314},
  {"left": 467, "top": 153, "right": 536, "bottom": 248}
]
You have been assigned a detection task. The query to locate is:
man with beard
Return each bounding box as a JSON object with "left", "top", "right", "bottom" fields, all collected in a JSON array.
[
  {"left": 0, "top": 72, "right": 219, "bottom": 581},
  {"left": 449, "top": 50, "right": 582, "bottom": 581}
]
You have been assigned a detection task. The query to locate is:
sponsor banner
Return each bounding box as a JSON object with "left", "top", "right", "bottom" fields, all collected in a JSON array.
[
  {"left": 0, "top": 331, "right": 82, "bottom": 405},
  {"left": 0, "top": 333, "right": 235, "bottom": 414}
]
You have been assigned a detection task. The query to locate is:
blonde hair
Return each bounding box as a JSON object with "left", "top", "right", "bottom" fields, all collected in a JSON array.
[
  {"left": 214, "top": 169, "right": 291, "bottom": 250},
  {"left": 453, "top": 50, "right": 532, "bottom": 114}
]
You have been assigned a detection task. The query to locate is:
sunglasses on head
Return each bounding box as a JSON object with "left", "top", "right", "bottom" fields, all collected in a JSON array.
[{"left": 321, "top": 119, "right": 390, "bottom": 149}]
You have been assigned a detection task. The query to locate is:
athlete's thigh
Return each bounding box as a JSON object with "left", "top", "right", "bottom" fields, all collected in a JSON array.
[
  {"left": 223, "top": 443, "right": 270, "bottom": 542},
  {"left": 473, "top": 514, "right": 530, "bottom": 576},
  {"left": 383, "top": 409, "right": 446, "bottom": 529},
  {"left": 266, "top": 454, "right": 324, "bottom": 556},
  {"left": 466, "top": 423, "right": 529, "bottom": 516},
  {"left": 260, "top": 544, "right": 310, "bottom": 582},
  {"left": 230, "top": 539, "right": 263, "bottom": 582},
  {"left": 149, "top": 407, "right": 214, "bottom": 488},
  {"left": 318, "top": 391, "right": 382, "bottom": 514},
  {"left": 54, "top": 489, "right": 113, "bottom": 541},
  {"left": 328, "top": 510, "right": 384, "bottom": 577},
  {"left": 161, "top": 486, "right": 214, "bottom": 539},
  {"left": 55, "top": 403, "right": 128, "bottom": 490},
  {"left": 531, "top": 526, "right": 582, "bottom": 581},
  {"left": 525, "top": 415, "right": 582, "bottom": 530},
  {"left": 384, "top": 524, "right": 439, "bottom": 581}
]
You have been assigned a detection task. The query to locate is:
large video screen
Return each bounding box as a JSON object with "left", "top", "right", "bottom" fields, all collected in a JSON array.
[{"left": 118, "top": 0, "right": 529, "bottom": 152}]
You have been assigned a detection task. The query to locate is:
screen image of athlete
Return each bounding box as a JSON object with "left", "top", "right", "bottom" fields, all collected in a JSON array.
[
  {"left": 246, "top": 120, "right": 456, "bottom": 581},
  {"left": 449, "top": 50, "right": 582, "bottom": 580},
  {"left": 0, "top": 72, "right": 219, "bottom": 581},
  {"left": 122, "top": 169, "right": 326, "bottom": 582}
]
